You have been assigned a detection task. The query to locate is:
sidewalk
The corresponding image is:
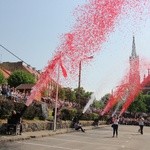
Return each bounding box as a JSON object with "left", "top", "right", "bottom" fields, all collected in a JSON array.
[{"left": 0, "top": 125, "right": 106, "bottom": 143}]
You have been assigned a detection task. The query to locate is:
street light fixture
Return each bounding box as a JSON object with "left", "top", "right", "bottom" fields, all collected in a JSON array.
[{"left": 78, "top": 56, "right": 93, "bottom": 107}]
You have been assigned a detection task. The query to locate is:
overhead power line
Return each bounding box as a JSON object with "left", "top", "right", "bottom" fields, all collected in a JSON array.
[{"left": 0, "top": 44, "right": 29, "bottom": 66}]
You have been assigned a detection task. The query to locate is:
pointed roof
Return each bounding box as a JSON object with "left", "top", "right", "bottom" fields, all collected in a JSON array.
[{"left": 131, "top": 36, "right": 137, "bottom": 58}]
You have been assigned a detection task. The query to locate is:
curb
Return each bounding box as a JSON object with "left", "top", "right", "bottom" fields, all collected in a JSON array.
[{"left": 0, "top": 125, "right": 107, "bottom": 143}]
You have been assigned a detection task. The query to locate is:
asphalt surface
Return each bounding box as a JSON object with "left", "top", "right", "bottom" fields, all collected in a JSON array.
[{"left": 0, "top": 125, "right": 150, "bottom": 150}]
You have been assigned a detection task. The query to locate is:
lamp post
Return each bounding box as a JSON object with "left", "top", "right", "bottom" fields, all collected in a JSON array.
[{"left": 78, "top": 56, "right": 93, "bottom": 107}]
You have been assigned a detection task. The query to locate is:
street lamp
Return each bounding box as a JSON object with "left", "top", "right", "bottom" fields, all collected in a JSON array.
[{"left": 78, "top": 56, "right": 93, "bottom": 107}]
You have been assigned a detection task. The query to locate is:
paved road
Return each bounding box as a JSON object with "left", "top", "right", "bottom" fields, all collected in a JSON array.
[{"left": 0, "top": 125, "right": 150, "bottom": 150}]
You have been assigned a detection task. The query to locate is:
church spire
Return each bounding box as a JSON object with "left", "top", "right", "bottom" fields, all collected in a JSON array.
[
  {"left": 129, "top": 36, "right": 140, "bottom": 85},
  {"left": 131, "top": 36, "right": 137, "bottom": 58}
]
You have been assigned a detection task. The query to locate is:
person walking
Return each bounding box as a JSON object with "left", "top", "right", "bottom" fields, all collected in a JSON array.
[
  {"left": 138, "top": 116, "right": 144, "bottom": 135},
  {"left": 112, "top": 115, "right": 119, "bottom": 137}
]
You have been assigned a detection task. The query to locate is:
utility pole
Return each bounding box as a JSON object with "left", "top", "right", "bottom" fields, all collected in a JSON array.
[
  {"left": 53, "top": 62, "right": 60, "bottom": 131},
  {"left": 78, "top": 60, "right": 82, "bottom": 107},
  {"left": 77, "top": 56, "right": 93, "bottom": 107}
]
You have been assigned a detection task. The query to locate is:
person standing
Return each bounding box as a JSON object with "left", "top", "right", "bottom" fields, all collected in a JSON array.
[
  {"left": 138, "top": 116, "right": 144, "bottom": 135},
  {"left": 112, "top": 115, "right": 119, "bottom": 137}
]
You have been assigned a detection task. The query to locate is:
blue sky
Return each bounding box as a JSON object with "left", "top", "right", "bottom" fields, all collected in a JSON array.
[{"left": 0, "top": 0, "right": 150, "bottom": 99}]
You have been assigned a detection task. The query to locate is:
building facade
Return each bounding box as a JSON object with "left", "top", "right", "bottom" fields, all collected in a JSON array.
[{"left": 0, "top": 61, "right": 59, "bottom": 98}]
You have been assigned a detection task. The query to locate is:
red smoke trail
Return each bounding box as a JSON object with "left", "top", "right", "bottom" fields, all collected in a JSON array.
[
  {"left": 26, "top": 0, "right": 126, "bottom": 106},
  {"left": 101, "top": 73, "right": 130, "bottom": 115},
  {"left": 57, "top": 0, "right": 129, "bottom": 80},
  {"left": 60, "top": 58, "right": 67, "bottom": 78},
  {"left": 103, "top": 58, "right": 150, "bottom": 117},
  {"left": 119, "top": 84, "right": 141, "bottom": 116},
  {"left": 26, "top": 54, "right": 61, "bottom": 106},
  {"left": 120, "top": 60, "right": 150, "bottom": 115},
  {"left": 26, "top": 0, "right": 150, "bottom": 106},
  {"left": 102, "top": 48, "right": 140, "bottom": 116}
]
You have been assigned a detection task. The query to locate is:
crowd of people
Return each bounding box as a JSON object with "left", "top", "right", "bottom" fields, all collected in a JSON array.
[
  {"left": 0, "top": 84, "right": 30, "bottom": 102},
  {"left": 0, "top": 84, "right": 80, "bottom": 110},
  {"left": 119, "top": 116, "right": 150, "bottom": 126},
  {"left": 41, "top": 97, "right": 80, "bottom": 109},
  {"left": 1, "top": 84, "right": 150, "bottom": 136}
]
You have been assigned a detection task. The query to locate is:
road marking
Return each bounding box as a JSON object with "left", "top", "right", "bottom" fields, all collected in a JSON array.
[{"left": 17, "top": 141, "right": 81, "bottom": 150}]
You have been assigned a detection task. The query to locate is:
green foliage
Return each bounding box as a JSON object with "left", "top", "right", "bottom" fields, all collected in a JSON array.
[
  {"left": 74, "top": 87, "right": 93, "bottom": 108},
  {"left": 92, "top": 100, "right": 104, "bottom": 109},
  {"left": 81, "top": 91, "right": 93, "bottom": 106},
  {"left": 7, "top": 70, "right": 35, "bottom": 87},
  {"left": 61, "top": 108, "right": 77, "bottom": 120},
  {"left": 65, "top": 88, "right": 76, "bottom": 102},
  {"left": 81, "top": 113, "right": 99, "bottom": 120},
  {"left": 52, "top": 87, "right": 93, "bottom": 110},
  {"left": 0, "top": 71, "right": 7, "bottom": 84},
  {"left": 128, "top": 93, "right": 147, "bottom": 113},
  {"left": 59, "top": 88, "right": 66, "bottom": 100},
  {"left": 23, "top": 105, "right": 37, "bottom": 120},
  {"left": 59, "top": 87, "right": 76, "bottom": 102},
  {"left": 0, "top": 100, "right": 14, "bottom": 119},
  {"left": 23, "top": 102, "right": 47, "bottom": 120},
  {"left": 100, "top": 93, "right": 111, "bottom": 105},
  {"left": 0, "top": 99, "right": 47, "bottom": 120},
  {"left": 143, "top": 94, "right": 150, "bottom": 113}
]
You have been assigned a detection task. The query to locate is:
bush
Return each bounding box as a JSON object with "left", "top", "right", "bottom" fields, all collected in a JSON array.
[
  {"left": 61, "top": 108, "right": 77, "bottom": 120},
  {"left": 0, "top": 100, "right": 14, "bottom": 119},
  {"left": 81, "top": 113, "right": 99, "bottom": 120},
  {"left": 0, "top": 99, "right": 47, "bottom": 120},
  {"left": 22, "top": 102, "right": 48, "bottom": 120},
  {"left": 23, "top": 104, "right": 37, "bottom": 120}
]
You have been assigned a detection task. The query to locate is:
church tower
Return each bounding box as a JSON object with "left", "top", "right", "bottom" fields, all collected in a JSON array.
[{"left": 129, "top": 36, "right": 140, "bottom": 85}]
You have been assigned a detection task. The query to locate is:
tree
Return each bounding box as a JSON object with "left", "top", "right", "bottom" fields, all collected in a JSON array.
[
  {"left": 58, "top": 88, "right": 66, "bottom": 100},
  {"left": 128, "top": 93, "right": 147, "bottom": 113},
  {"left": 74, "top": 87, "right": 93, "bottom": 108},
  {"left": 64, "top": 87, "right": 76, "bottom": 102},
  {"left": 8, "top": 70, "right": 35, "bottom": 87},
  {"left": 0, "top": 71, "right": 7, "bottom": 84},
  {"left": 92, "top": 100, "right": 104, "bottom": 109},
  {"left": 143, "top": 94, "right": 150, "bottom": 113},
  {"left": 100, "top": 93, "right": 111, "bottom": 105}
]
